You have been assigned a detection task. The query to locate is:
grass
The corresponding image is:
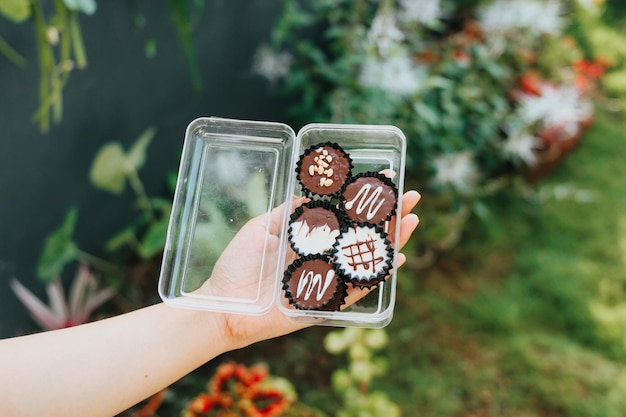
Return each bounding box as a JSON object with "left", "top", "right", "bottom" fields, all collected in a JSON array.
[{"left": 381, "top": 107, "right": 626, "bottom": 416}]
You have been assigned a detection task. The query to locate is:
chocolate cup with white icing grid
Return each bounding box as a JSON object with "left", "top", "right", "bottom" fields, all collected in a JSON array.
[{"left": 332, "top": 223, "right": 394, "bottom": 290}]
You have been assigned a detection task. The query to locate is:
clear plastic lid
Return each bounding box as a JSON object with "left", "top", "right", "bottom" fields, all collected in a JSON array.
[{"left": 158, "top": 117, "right": 406, "bottom": 327}]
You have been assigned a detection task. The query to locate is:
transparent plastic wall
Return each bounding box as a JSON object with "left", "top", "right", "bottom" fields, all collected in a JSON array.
[{"left": 159, "top": 117, "right": 406, "bottom": 328}]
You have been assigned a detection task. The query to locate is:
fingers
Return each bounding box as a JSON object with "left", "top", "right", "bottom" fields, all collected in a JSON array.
[
  {"left": 396, "top": 252, "right": 407, "bottom": 268},
  {"left": 397, "top": 213, "right": 419, "bottom": 251},
  {"left": 401, "top": 190, "right": 421, "bottom": 216}
]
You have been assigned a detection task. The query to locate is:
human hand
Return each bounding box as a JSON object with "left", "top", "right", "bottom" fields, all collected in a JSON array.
[{"left": 207, "top": 190, "right": 421, "bottom": 350}]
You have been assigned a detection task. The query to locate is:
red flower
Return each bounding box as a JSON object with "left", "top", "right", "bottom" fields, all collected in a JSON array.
[
  {"left": 519, "top": 72, "right": 542, "bottom": 96},
  {"left": 188, "top": 393, "right": 217, "bottom": 415},
  {"left": 573, "top": 59, "right": 607, "bottom": 79},
  {"left": 184, "top": 362, "right": 292, "bottom": 417},
  {"left": 241, "top": 388, "right": 290, "bottom": 417},
  {"left": 210, "top": 362, "right": 257, "bottom": 397}
]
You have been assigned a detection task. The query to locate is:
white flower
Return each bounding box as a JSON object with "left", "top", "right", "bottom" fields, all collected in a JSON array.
[
  {"left": 478, "top": 0, "right": 563, "bottom": 37},
  {"left": 367, "top": 6, "right": 405, "bottom": 56},
  {"left": 517, "top": 83, "right": 593, "bottom": 139},
  {"left": 502, "top": 128, "right": 540, "bottom": 166},
  {"left": 431, "top": 152, "right": 481, "bottom": 194},
  {"left": 251, "top": 44, "right": 293, "bottom": 83},
  {"left": 359, "top": 51, "right": 428, "bottom": 96},
  {"left": 398, "top": 0, "right": 443, "bottom": 26}
]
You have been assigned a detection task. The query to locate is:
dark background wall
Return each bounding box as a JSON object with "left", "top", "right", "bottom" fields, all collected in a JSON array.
[{"left": 0, "top": 1, "right": 290, "bottom": 338}]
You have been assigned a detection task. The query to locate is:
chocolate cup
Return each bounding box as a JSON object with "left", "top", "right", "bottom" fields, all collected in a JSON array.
[
  {"left": 283, "top": 254, "right": 348, "bottom": 311},
  {"left": 340, "top": 172, "right": 398, "bottom": 225},
  {"left": 331, "top": 222, "right": 394, "bottom": 290},
  {"left": 296, "top": 142, "right": 353, "bottom": 200},
  {"left": 287, "top": 201, "right": 346, "bottom": 257}
]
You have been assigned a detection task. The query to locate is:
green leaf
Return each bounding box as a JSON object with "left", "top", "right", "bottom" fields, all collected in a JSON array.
[
  {"left": 166, "top": 170, "right": 178, "bottom": 193},
  {"left": 89, "top": 142, "right": 128, "bottom": 194},
  {"left": 126, "top": 126, "right": 156, "bottom": 172},
  {"left": 62, "top": 0, "right": 97, "bottom": 15},
  {"left": 104, "top": 227, "right": 137, "bottom": 253},
  {"left": 145, "top": 37, "right": 157, "bottom": 59},
  {"left": 0, "top": 0, "right": 31, "bottom": 22},
  {"left": 104, "top": 212, "right": 150, "bottom": 253},
  {"left": 137, "top": 216, "right": 169, "bottom": 259},
  {"left": 37, "top": 207, "right": 80, "bottom": 281}
]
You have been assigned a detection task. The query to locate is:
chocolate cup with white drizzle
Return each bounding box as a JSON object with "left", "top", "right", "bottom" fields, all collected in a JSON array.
[
  {"left": 283, "top": 254, "right": 347, "bottom": 311},
  {"left": 340, "top": 172, "right": 398, "bottom": 226}
]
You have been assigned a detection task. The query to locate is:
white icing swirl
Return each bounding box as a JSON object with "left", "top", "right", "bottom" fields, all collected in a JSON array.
[
  {"left": 344, "top": 184, "right": 385, "bottom": 221},
  {"left": 296, "top": 268, "right": 336, "bottom": 301}
]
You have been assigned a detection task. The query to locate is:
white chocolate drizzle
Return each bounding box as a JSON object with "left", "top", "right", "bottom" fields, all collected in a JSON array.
[
  {"left": 296, "top": 268, "right": 336, "bottom": 301},
  {"left": 344, "top": 184, "right": 385, "bottom": 221}
]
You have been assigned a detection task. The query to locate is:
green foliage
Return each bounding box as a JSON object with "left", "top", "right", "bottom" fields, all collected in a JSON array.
[
  {"left": 504, "top": 334, "right": 626, "bottom": 416},
  {"left": 37, "top": 206, "right": 79, "bottom": 281},
  {"left": 89, "top": 143, "right": 129, "bottom": 195},
  {"left": 379, "top": 108, "right": 626, "bottom": 416},
  {"left": 265, "top": 0, "right": 603, "bottom": 256},
  {"left": 90, "top": 126, "right": 172, "bottom": 261},
  {"left": 324, "top": 328, "right": 400, "bottom": 417},
  {"left": 2, "top": 1, "right": 206, "bottom": 132},
  {"left": 166, "top": 0, "right": 204, "bottom": 94},
  {"left": 90, "top": 126, "right": 156, "bottom": 195},
  {"left": 23, "top": 0, "right": 94, "bottom": 132},
  {"left": 0, "top": 0, "right": 30, "bottom": 22}
]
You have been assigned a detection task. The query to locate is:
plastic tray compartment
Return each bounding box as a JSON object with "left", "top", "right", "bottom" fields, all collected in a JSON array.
[{"left": 158, "top": 117, "right": 406, "bottom": 328}]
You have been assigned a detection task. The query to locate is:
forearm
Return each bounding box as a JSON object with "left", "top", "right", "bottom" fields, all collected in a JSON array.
[{"left": 0, "top": 303, "right": 230, "bottom": 417}]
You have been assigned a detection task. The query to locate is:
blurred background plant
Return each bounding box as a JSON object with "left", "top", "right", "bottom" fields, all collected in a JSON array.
[
  {"left": 10, "top": 263, "right": 114, "bottom": 330},
  {"left": 179, "top": 361, "right": 325, "bottom": 417},
  {"left": 324, "top": 327, "right": 400, "bottom": 417},
  {"left": 0, "top": 0, "right": 95, "bottom": 132},
  {"left": 0, "top": 0, "right": 205, "bottom": 133},
  {"left": 258, "top": 0, "right": 615, "bottom": 263}
]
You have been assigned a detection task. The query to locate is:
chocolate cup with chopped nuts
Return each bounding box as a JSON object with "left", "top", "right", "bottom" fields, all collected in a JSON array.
[
  {"left": 340, "top": 172, "right": 398, "bottom": 226},
  {"left": 283, "top": 254, "right": 348, "bottom": 311},
  {"left": 296, "top": 142, "right": 353, "bottom": 201}
]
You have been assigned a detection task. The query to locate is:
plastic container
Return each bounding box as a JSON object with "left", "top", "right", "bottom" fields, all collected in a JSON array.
[{"left": 158, "top": 117, "right": 406, "bottom": 328}]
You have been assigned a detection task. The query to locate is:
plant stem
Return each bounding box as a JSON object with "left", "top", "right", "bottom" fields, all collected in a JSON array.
[
  {"left": 0, "top": 36, "right": 27, "bottom": 68},
  {"left": 75, "top": 249, "right": 122, "bottom": 274},
  {"left": 167, "top": 0, "right": 202, "bottom": 93},
  {"left": 68, "top": 12, "right": 87, "bottom": 69},
  {"left": 126, "top": 168, "right": 155, "bottom": 222},
  {"left": 32, "top": 0, "right": 55, "bottom": 133}
]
